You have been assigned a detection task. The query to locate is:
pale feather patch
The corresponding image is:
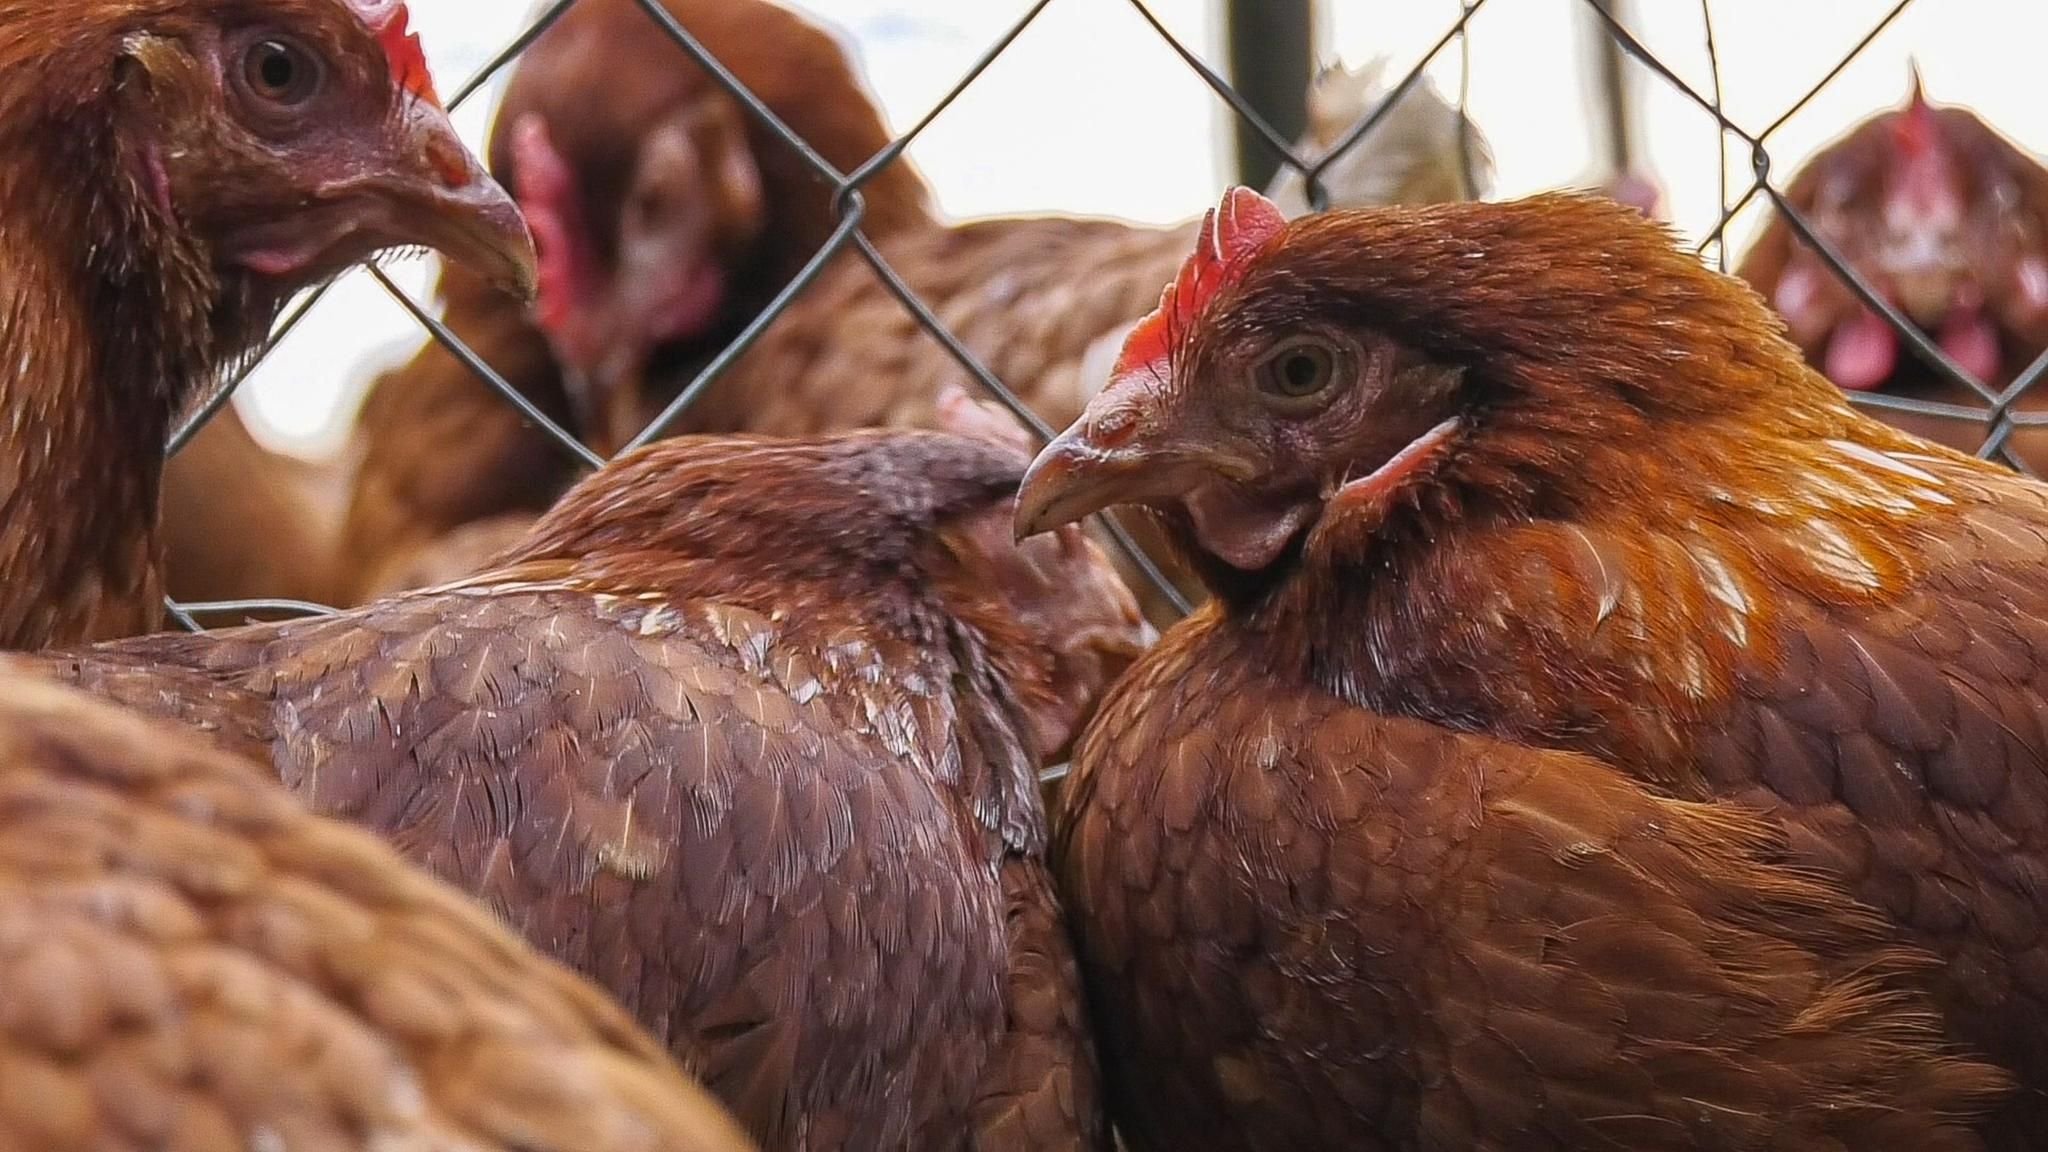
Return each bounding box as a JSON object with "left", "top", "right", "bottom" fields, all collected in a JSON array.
[
  {"left": 1561, "top": 525, "right": 1622, "bottom": 628},
  {"left": 1685, "top": 544, "right": 1751, "bottom": 647},
  {"left": 633, "top": 605, "right": 681, "bottom": 636},
  {"left": 1828, "top": 438, "right": 1943, "bottom": 486},
  {"left": 1801, "top": 519, "right": 1884, "bottom": 589}
]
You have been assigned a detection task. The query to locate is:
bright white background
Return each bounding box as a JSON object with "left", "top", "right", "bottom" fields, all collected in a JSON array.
[{"left": 236, "top": 0, "right": 2047, "bottom": 455}]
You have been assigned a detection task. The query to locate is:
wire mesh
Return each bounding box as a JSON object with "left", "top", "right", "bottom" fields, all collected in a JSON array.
[{"left": 163, "top": 0, "right": 2034, "bottom": 632}]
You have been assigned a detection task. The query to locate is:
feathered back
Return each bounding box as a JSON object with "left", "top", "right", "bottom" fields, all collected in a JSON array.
[{"left": 509, "top": 430, "right": 1026, "bottom": 578}]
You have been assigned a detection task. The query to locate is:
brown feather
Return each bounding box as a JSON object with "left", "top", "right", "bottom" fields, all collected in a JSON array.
[
  {"left": 0, "top": 667, "right": 756, "bottom": 1151},
  {"left": 1058, "top": 612, "right": 2008, "bottom": 1150},
  {"left": 34, "top": 430, "right": 1146, "bottom": 1151}
]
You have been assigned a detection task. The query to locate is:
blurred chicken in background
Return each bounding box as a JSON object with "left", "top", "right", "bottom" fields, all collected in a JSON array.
[
  {"left": 1265, "top": 57, "right": 1495, "bottom": 214},
  {"left": 1739, "top": 69, "right": 2048, "bottom": 472},
  {"left": 328, "top": 0, "right": 938, "bottom": 602},
  {"left": 327, "top": 28, "right": 1503, "bottom": 615},
  {"left": 155, "top": 0, "right": 937, "bottom": 608}
]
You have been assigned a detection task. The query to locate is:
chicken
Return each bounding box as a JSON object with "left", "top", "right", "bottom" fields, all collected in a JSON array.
[
  {"left": 0, "top": 0, "right": 533, "bottom": 649},
  {"left": 1737, "top": 71, "right": 2048, "bottom": 472},
  {"left": 33, "top": 427, "right": 1148, "bottom": 1150},
  {"left": 1039, "top": 628, "right": 2005, "bottom": 1149},
  {"left": 0, "top": 668, "right": 758, "bottom": 1151},
  {"left": 1017, "top": 185, "right": 2048, "bottom": 1145},
  {"left": 324, "top": 0, "right": 936, "bottom": 604}
]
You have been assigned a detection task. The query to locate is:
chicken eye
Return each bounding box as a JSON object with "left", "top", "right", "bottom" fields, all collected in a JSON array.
[
  {"left": 240, "top": 39, "right": 321, "bottom": 107},
  {"left": 1254, "top": 337, "right": 1345, "bottom": 406}
]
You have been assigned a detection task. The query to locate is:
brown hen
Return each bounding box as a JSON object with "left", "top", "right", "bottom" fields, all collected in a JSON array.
[
  {"left": 0, "top": 0, "right": 532, "bottom": 647},
  {"left": 36, "top": 429, "right": 1147, "bottom": 1151},
  {"left": 1737, "top": 72, "right": 2048, "bottom": 472},
  {"left": 0, "top": 669, "right": 756, "bottom": 1151},
  {"left": 1043, "top": 616, "right": 2005, "bottom": 1150},
  {"left": 1020, "top": 185, "right": 2048, "bottom": 1145},
  {"left": 325, "top": 0, "right": 937, "bottom": 603}
]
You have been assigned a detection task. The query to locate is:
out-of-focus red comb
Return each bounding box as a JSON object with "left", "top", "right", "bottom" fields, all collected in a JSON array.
[
  {"left": 347, "top": 0, "right": 442, "bottom": 109},
  {"left": 1892, "top": 61, "right": 1938, "bottom": 156},
  {"left": 510, "top": 114, "right": 587, "bottom": 334},
  {"left": 1111, "top": 186, "right": 1288, "bottom": 383}
]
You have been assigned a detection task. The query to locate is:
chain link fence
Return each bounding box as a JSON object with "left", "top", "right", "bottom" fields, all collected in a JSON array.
[{"left": 161, "top": 0, "right": 2038, "bottom": 631}]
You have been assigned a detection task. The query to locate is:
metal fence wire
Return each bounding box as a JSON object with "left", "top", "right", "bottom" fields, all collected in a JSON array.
[{"left": 161, "top": 0, "right": 2041, "bottom": 631}]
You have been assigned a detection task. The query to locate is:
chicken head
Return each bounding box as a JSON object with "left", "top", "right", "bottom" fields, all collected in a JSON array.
[
  {"left": 1751, "top": 69, "right": 2048, "bottom": 393},
  {"left": 514, "top": 101, "right": 765, "bottom": 453},
  {"left": 1018, "top": 187, "right": 1472, "bottom": 581},
  {"left": 109, "top": 0, "right": 536, "bottom": 303}
]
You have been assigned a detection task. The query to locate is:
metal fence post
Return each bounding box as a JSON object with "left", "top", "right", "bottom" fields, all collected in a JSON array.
[{"left": 1224, "top": 0, "right": 1313, "bottom": 190}]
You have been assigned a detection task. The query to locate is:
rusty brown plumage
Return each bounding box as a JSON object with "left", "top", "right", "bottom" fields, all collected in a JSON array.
[
  {"left": 160, "top": 405, "right": 348, "bottom": 608},
  {"left": 1057, "top": 615, "right": 2006, "bottom": 1150},
  {"left": 1021, "top": 186, "right": 2048, "bottom": 1146},
  {"left": 0, "top": 0, "right": 531, "bottom": 648},
  {"left": 0, "top": 667, "right": 756, "bottom": 1152},
  {"left": 40, "top": 430, "right": 1145, "bottom": 1150}
]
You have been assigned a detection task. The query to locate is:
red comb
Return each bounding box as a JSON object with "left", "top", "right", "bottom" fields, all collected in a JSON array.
[
  {"left": 1111, "top": 186, "right": 1288, "bottom": 381},
  {"left": 1891, "top": 62, "right": 1937, "bottom": 156},
  {"left": 347, "top": 0, "right": 442, "bottom": 108},
  {"left": 511, "top": 114, "right": 590, "bottom": 334}
]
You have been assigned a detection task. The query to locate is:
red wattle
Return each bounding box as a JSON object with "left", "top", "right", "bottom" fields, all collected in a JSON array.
[
  {"left": 1938, "top": 307, "right": 2003, "bottom": 384},
  {"left": 1823, "top": 309, "right": 1900, "bottom": 392}
]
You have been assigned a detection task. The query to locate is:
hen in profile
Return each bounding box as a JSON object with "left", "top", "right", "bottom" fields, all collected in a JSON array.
[
  {"left": 0, "top": 0, "right": 533, "bottom": 648},
  {"left": 0, "top": 668, "right": 756, "bottom": 1151},
  {"left": 34, "top": 417, "right": 1148, "bottom": 1150},
  {"left": 1020, "top": 185, "right": 2048, "bottom": 1146}
]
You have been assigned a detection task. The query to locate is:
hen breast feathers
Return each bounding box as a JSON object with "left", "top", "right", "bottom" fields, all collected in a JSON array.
[{"left": 1060, "top": 613, "right": 2007, "bottom": 1151}]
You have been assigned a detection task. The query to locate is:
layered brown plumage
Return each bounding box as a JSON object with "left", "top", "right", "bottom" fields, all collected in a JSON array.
[
  {"left": 38, "top": 429, "right": 1147, "bottom": 1150},
  {"left": 0, "top": 0, "right": 532, "bottom": 648},
  {"left": 1019, "top": 186, "right": 2048, "bottom": 1146},
  {"left": 328, "top": 0, "right": 937, "bottom": 604},
  {"left": 1737, "top": 74, "right": 2048, "bottom": 471},
  {"left": 1054, "top": 614, "right": 2004, "bottom": 1150},
  {"left": 0, "top": 668, "right": 756, "bottom": 1151}
]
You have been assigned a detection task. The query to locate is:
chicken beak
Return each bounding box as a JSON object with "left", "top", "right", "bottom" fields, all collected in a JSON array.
[
  {"left": 331, "top": 99, "right": 539, "bottom": 302},
  {"left": 1015, "top": 423, "right": 1224, "bottom": 540}
]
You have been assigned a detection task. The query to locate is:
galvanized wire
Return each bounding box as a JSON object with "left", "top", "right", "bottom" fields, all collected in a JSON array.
[{"left": 164, "top": 0, "right": 2034, "bottom": 637}]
